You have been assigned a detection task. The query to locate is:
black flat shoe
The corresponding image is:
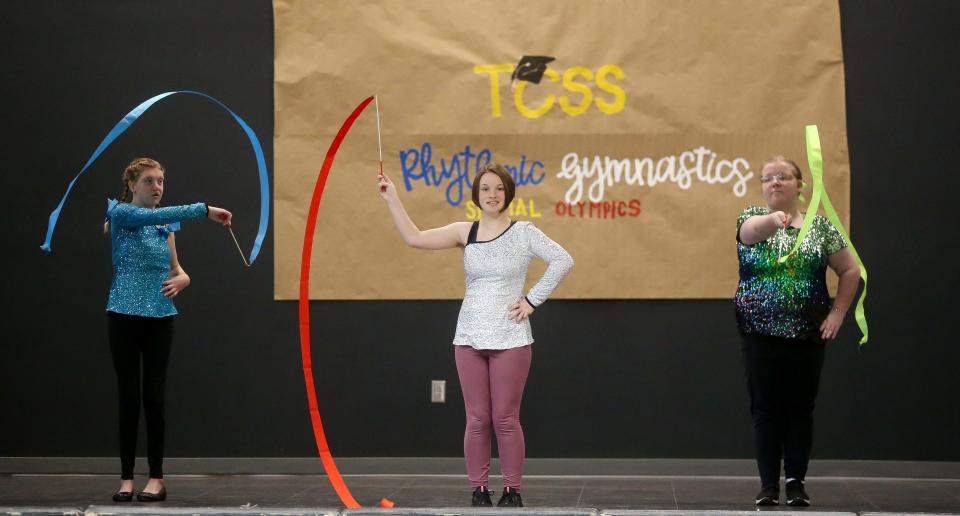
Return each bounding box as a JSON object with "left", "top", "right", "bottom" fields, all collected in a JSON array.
[
  {"left": 136, "top": 486, "right": 167, "bottom": 502},
  {"left": 112, "top": 491, "right": 134, "bottom": 502}
]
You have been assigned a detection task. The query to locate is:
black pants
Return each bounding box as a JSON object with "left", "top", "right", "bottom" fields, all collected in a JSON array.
[
  {"left": 108, "top": 311, "right": 174, "bottom": 480},
  {"left": 740, "top": 332, "right": 825, "bottom": 488}
]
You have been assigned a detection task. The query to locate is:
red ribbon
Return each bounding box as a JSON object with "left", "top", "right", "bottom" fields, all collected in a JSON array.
[{"left": 299, "top": 96, "right": 375, "bottom": 509}]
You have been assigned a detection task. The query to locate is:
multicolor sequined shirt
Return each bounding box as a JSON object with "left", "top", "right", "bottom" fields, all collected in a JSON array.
[
  {"left": 454, "top": 221, "right": 574, "bottom": 350},
  {"left": 735, "top": 206, "right": 846, "bottom": 340},
  {"left": 106, "top": 199, "right": 207, "bottom": 318}
]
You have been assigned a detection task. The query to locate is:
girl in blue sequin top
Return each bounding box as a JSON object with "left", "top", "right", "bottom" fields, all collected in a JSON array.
[
  {"left": 735, "top": 156, "right": 860, "bottom": 508},
  {"left": 105, "top": 158, "right": 232, "bottom": 502}
]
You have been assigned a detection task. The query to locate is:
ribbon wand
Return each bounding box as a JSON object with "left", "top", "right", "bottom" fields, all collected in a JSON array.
[
  {"left": 375, "top": 95, "right": 386, "bottom": 192},
  {"left": 227, "top": 226, "right": 250, "bottom": 267},
  {"left": 39, "top": 90, "right": 270, "bottom": 266}
]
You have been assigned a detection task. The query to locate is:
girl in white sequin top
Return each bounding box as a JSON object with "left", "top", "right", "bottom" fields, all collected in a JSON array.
[{"left": 378, "top": 164, "right": 572, "bottom": 507}]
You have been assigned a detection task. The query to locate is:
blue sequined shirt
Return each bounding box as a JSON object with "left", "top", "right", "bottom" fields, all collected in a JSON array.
[
  {"left": 106, "top": 199, "right": 208, "bottom": 318},
  {"left": 735, "top": 206, "right": 846, "bottom": 340}
]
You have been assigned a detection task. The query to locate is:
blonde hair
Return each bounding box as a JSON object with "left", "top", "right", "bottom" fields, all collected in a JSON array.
[
  {"left": 763, "top": 155, "right": 803, "bottom": 182},
  {"left": 104, "top": 157, "right": 165, "bottom": 234}
]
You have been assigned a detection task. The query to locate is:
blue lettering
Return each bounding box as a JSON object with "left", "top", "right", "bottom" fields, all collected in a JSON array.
[
  {"left": 504, "top": 155, "right": 546, "bottom": 186},
  {"left": 398, "top": 143, "right": 541, "bottom": 207}
]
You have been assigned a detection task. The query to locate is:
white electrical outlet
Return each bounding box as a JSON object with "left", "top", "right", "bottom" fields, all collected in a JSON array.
[{"left": 431, "top": 380, "right": 446, "bottom": 403}]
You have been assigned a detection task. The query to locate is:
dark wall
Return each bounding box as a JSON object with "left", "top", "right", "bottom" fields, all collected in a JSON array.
[{"left": 2, "top": 1, "right": 958, "bottom": 461}]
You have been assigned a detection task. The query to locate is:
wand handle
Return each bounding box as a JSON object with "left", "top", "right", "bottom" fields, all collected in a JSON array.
[
  {"left": 228, "top": 226, "right": 250, "bottom": 267},
  {"left": 376, "top": 95, "right": 386, "bottom": 192}
]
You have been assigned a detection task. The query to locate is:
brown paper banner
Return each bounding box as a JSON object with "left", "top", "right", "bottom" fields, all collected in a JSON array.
[{"left": 274, "top": 0, "right": 849, "bottom": 300}]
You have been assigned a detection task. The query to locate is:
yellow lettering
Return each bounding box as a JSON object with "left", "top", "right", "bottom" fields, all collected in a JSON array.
[
  {"left": 513, "top": 198, "right": 529, "bottom": 217},
  {"left": 529, "top": 198, "right": 542, "bottom": 218},
  {"left": 514, "top": 68, "right": 560, "bottom": 119},
  {"left": 473, "top": 64, "right": 514, "bottom": 118},
  {"left": 595, "top": 64, "right": 626, "bottom": 115},
  {"left": 559, "top": 66, "right": 594, "bottom": 116},
  {"left": 465, "top": 200, "right": 480, "bottom": 221}
]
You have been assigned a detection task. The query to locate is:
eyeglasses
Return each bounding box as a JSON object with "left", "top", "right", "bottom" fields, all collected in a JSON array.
[{"left": 760, "top": 173, "right": 797, "bottom": 184}]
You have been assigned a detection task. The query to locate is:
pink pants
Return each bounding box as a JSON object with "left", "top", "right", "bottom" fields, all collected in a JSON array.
[{"left": 454, "top": 344, "right": 532, "bottom": 489}]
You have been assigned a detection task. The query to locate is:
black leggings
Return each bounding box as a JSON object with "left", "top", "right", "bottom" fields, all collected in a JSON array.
[
  {"left": 108, "top": 311, "right": 174, "bottom": 480},
  {"left": 740, "top": 332, "right": 825, "bottom": 488}
]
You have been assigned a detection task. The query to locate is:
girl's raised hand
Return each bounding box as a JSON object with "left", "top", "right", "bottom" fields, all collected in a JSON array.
[{"left": 378, "top": 171, "right": 398, "bottom": 201}]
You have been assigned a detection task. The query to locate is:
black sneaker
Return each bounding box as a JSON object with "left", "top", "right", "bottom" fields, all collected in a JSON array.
[
  {"left": 785, "top": 479, "right": 810, "bottom": 506},
  {"left": 497, "top": 487, "right": 523, "bottom": 507},
  {"left": 471, "top": 486, "right": 493, "bottom": 507},
  {"left": 755, "top": 485, "right": 779, "bottom": 506}
]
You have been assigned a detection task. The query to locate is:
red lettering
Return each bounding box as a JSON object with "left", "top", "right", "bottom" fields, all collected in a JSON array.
[{"left": 553, "top": 199, "right": 642, "bottom": 220}]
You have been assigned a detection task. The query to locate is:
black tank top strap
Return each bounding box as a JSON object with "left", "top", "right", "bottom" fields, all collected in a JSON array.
[{"left": 467, "top": 220, "right": 480, "bottom": 244}]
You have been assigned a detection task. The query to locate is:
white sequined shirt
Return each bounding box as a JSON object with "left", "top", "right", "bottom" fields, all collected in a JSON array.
[{"left": 453, "top": 221, "right": 574, "bottom": 350}]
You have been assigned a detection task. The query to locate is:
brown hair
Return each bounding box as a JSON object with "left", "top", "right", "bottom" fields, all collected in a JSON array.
[
  {"left": 471, "top": 164, "right": 515, "bottom": 213},
  {"left": 119, "top": 157, "right": 165, "bottom": 202},
  {"left": 104, "top": 157, "right": 165, "bottom": 234}
]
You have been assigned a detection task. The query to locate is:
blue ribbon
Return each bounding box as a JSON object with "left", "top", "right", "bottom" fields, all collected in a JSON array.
[{"left": 41, "top": 91, "right": 270, "bottom": 265}]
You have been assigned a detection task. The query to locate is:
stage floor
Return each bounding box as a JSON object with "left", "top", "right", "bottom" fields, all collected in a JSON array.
[{"left": 1, "top": 474, "right": 959, "bottom": 514}]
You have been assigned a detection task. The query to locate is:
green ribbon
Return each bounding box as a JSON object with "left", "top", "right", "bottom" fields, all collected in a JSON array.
[{"left": 779, "top": 125, "right": 869, "bottom": 344}]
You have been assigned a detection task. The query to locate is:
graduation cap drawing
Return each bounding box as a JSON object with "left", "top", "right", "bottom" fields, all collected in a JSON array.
[{"left": 511, "top": 55, "right": 556, "bottom": 85}]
